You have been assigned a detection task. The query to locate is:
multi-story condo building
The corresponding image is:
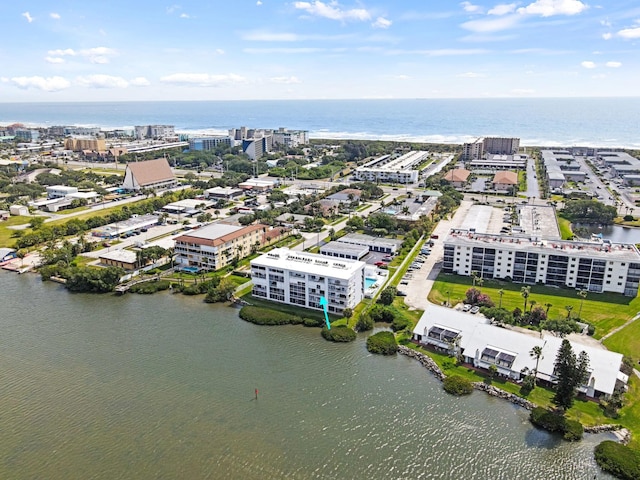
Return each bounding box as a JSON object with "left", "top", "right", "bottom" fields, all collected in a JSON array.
[
  {"left": 352, "top": 151, "right": 427, "bottom": 184},
  {"left": 250, "top": 248, "right": 365, "bottom": 314},
  {"left": 64, "top": 136, "right": 106, "bottom": 152},
  {"left": 174, "top": 223, "right": 267, "bottom": 272},
  {"left": 134, "top": 125, "right": 175, "bottom": 140},
  {"left": 443, "top": 229, "right": 640, "bottom": 296},
  {"left": 271, "top": 128, "right": 309, "bottom": 148},
  {"left": 462, "top": 137, "right": 520, "bottom": 160},
  {"left": 188, "top": 136, "right": 233, "bottom": 151},
  {"left": 242, "top": 136, "right": 272, "bottom": 160},
  {"left": 14, "top": 129, "right": 39, "bottom": 142}
]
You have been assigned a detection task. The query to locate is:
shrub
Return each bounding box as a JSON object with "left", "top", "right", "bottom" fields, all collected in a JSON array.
[
  {"left": 563, "top": 419, "right": 584, "bottom": 441},
  {"left": 378, "top": 286, "right": 397, "bottom": 306},
  {"left": 355, "top": 313, "right": 374, "bottom": 332},
  {"left": 366, "top": 331, "right": 398, "bottom": 355},
  {"left": 303, "top": 317, "right": 323, "bottom": 327},
  {"left": 239, "top": 306, "right": 302, "bottom": 326},
  {"left": 391, "top": 316, "right": 411, "bottom": 332},
  {"left": 530, "top": 407, "right": 565, "bottom": 433},
  {"left": 321, "top": 325, "right": 356, "bottom": 342},
  {"left": 529, "top": 407, "right": 583, "bottom": 441},
  {"left": 128, "top": 280, "right": 171, "bottom": 294},
  {"left": 594, "top": 441, "right": 640, "bottom": 480},
  {"left": 623, "top": 214, "right": 635, "bottom": 221},
  {"left": 442, "top": 375, "right": 473, "bottom": 396}
]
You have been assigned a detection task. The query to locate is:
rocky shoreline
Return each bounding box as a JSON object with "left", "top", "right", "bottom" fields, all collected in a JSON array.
[{"left": 398, "top": 345, "right": 631, "bottom": 444}]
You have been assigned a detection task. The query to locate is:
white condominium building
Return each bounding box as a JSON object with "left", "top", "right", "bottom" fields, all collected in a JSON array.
[
  {"left": 250, "top": 248, "right": 365, "bottom": 314},
  {"left": 352, "top": 151, "right": 428, "bottom": 184},
  {"left": 443, "top": 229, "right": 640, "bottom": 296}
]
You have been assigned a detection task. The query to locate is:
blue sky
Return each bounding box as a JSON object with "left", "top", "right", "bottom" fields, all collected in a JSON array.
[{"left": 1, "top": 1, "right": 639, "bottom": 101}]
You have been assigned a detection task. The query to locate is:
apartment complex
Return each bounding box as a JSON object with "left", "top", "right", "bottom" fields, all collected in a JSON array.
[
  {"left": 250, "top": 248, "right": 365, "bottom": 314},
  {"left": 188, "top": 136, "right": 233, "bottom": 151},
  {"left": 352, "top": 151, "right": 428, "bottom": 184},
  {"left": 443, "top": 229, "right": 640, "bottom": 296},
  {"left": 134, "top": 125, "right": 175, "bottom": 140},
  {"left": 64, "top": 136, "right": 107, "bottom": 152},
  {"left": 175, "top": 223, "right": 267, "bottom": 272},
  {"left": 462, "top": 137, "right": 520, "bottom": 160},
  {"left": 271, "top": 128, "right": 309, "bottom": 148}
]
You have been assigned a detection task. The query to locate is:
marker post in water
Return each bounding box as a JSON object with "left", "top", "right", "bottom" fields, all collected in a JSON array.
[{"left": 319, "top": 296, "right": 331, "bottom": 329}]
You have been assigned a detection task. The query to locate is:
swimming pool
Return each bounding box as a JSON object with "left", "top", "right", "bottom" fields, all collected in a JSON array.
[
  {"left": 180, "top": 266, "right": 200, "bottom": 273},
  {"left": 365, "top": 277, "right": 377, "bottom": 289}
]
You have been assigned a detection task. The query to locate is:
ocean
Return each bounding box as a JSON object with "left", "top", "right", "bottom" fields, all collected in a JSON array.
[{"left": 1, "top": 97, "right": 639, "bottom": 148}]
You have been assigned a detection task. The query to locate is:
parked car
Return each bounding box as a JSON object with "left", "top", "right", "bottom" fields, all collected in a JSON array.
[
  {"left": 470, "top": 306, "right": 480, "bottom": 314},
  {"left": 375, "top": 261, "right": 386, "bottom": 267},
  {"left": 463, "top": 304, "right": 472, "bottom": 312},
  {"left": 397, "top": 291, "right": 407, "bottom": 297}
]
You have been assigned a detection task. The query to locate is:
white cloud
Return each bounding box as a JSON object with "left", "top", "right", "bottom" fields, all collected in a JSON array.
[
  {"left": 602, "top": 32, "right": 612, "bottom": 40},
  {"left": 243, "top": 47, "right": 326, "bottom": 54},
  {"left": 600, "top": 19, "right": 611, "bottom": 27},
  {"left": 50, "top": 12, "right": 61, "bottom": 20},
  {"left": 46, "top": 47, "right": 117, "bottom": 64},
  {"left": 243, "top": 32, "right": 301, "bottom": 41},
  {"left": 160, "top": 73, "right": 247, "bottom": 87},
  {"left": 76, "top": 75, "right": 129, "bottom": 88},
  {"left": 45, "top": 56, "right": 65, "bottom": 64},
  {"left": 257, "top": 0, "right": 263, "bottom": 4},
  {"left": 130, "top": 77, "right": 151, "bottom": 86},
  {"left": 581, "top": 61, "right": 596, "bottom": 68},
  {"left": 461, "top": 14, "right": 521, "bottom": 32},
  {"left": 214, "top": 49, "right": 225, "bottom": 55},
  {"left": 461, "top": 2, "right": 483, "bottom": 13},
  {"left": 22, "top": 12, "right": 34, "bottom": 23},
  {"left": 605, "top": 61, "right": 622, "bottom": 68},
  {"left": 393, "top": 75, "right": 410, "bottom": 80},
  {"left": 294, "top": 1, "right": 371, "bottom": 22},
  {"left": 618, "top": 27, "right": 640, "bottom": 39},
  {"left": 517, "top": 0, "right": 588, "bottom": 17},
  {"left": 372, "top": 17, "right": 392, "bottom": 29},
  {"left": 10, "top": 76, "right": 70, "bottom": 92},
  {"left": 180, "top": 13, "right": 190, "bottom": 18},
  {"left": 270, "top": 76, "right": 301, "bottom": 84},
  {"left": 488, "top": 3, "right": 517, "bottom": 15},
  {"left": 457, "top": 71, "right": 487, "bottom": 77}
]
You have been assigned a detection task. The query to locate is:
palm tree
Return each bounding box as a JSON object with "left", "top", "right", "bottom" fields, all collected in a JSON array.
[
  {"left": 471, "top": 270, "right": 479, "bottom": 287},
  {"left": 214, "top": 209, "right": 220, "bottom": 219},
  {"left": 498, "top": 289, "right": 504, "bottom": 309},
  {"left": 529, "top": 299, "right": 537, "bottom": 312},
  {"left": 544, "top": 303, "right": 553, "bottom": 315},
  {"left": 565, "top": 305, "right": 573, "bottom": 320},
  {"left": 529, "top": 345, "right": 544, "bottom": 386},
  {"left": 521, "top": 286, "right": 531, "bottom": 311},
  {"left": 577, "top": 289, "right": 588, "bottom": 319}
]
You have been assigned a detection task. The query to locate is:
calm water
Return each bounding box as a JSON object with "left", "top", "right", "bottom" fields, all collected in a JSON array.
[
  {"left": 575, "top": 223, "right": 640, "bottom": 244},
  {"left": 0, "top": 272, "right": 615, "bottom": 479},
  {"left": 1, "top": 98, "right": 640, "bottom": 147}
]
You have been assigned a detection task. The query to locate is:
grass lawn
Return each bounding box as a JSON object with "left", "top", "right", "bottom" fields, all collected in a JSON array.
[
  {"left": 557, "top": 215, "right": 574, "bottom": 240},
  {"left": 428, "top": 273, "right": 640, "bottom": 340},
  {"left": 604, "top": 319, "right": 640, "bottom": 362},
  {"left": 618, "top": 376, "right": 640, "bottom": 450},
  {"left": 0, "top": 216, "right": 35, "bottom": 247},
  {"left": 228, "top": 274, "right": 251, "bottom": 286},
  {"left": 55, "top": 206, "right": 90, "bottom": 215},
  {"left": 239, "top": 293, "right": 335, "bottom": 323}
]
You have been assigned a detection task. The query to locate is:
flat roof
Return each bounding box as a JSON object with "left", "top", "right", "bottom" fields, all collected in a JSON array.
[
  {"left": 339, "top": 233, "right": 403, "bottom": 249},
  {"left": 99, "top": 249, "right": 137, "bottom": 263},
  {"left": 320, "top": 241, "right": 369, "bottom": 256},
  {"left": 251, "top": 247, "right": 365, "bottom": 280},
  {"left": 181, "top": 223, "right": 242, "bottom": 241},
  {"left": 445, "top": 229, "right": 640, "bottom": 262}
]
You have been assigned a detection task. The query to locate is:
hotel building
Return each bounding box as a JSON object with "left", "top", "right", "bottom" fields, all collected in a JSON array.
[
  {"left": 443, "top": 229, "right": 640, "bottom": 296},
  {"left": 250, "top": 248, "right": 365, "bottom": 314}
]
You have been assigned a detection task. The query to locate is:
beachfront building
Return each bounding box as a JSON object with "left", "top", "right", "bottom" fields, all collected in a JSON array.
[
  {"left": 250, "top": 248, "right": 365, "bottom": 314},
  {"left": 271, "top": 128, "right": 309, "bottom": 148},
  {"left": 443, "top": 229, "right": 640, "bottom": 296},
  {"left": 134, "top": 125, "right": 175, "bottom": 140},
  {"left": 174, "top": 223, "right": 267, "bottom": 272},
  {"left": 352, "top": 151, "right": 427, "bottom": 184},
  {"left": 462, "top": 137, "right": 520, "bottom": 161},
  {"left": 412, "top": 304, "right": 626, "bottom": 398},
  {"left": 122, "top": 158, "right": 178, "bottom": 192},
  {"left": 468, "top": 154, "right": 528, "bottom": 171},
  {"left": 188, "top": 136, "right": 233, "bottom": 151}
]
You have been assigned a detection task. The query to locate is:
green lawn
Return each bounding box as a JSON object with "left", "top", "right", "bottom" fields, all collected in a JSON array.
[
  {"left": 604, "top": 318, "right": 640, "bottom": 362},
  {"left": 618, "top": 377, "right": 640, "bottom": 450},
  {"left": 557, "top": 215, "right": 574, "bottom": 240},
  {"left": 239, "top": 293, "right": 335, "bottom": 323},
  {"left": 0, "top": 216, "right": 34, "bottom": 247},
  {"left": 429, "top": 273, "right": 640, "bottom": 340}
]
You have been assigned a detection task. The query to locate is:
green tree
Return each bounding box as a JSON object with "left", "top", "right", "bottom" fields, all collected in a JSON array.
[
  {"left": 378, "top": 285, "right": 397, "bottom": 306},
  {"left": 529, "top": 345, "right": 544, "bottom": 386},
  {"left": 521, "top": 286, "right": 531, "bottom": 312},
  {"left": 552, "top": 339, "right": 590, "bottom": 411},
  {"left": 498, "top": 289, "right": 504, "bottom": 309},
  {"left": 577, "top": 289, "right": 588, "bottom": 318}
]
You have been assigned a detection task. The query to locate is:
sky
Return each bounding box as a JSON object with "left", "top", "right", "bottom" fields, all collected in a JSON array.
[{"left": 1, "top": 0, "right": 639, "bottom": 102}]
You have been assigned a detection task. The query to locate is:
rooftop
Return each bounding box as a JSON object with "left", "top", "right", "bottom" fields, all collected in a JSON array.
[
  {"left": 445, "top": 228, "right": 640, "bottom": 262},
  {"left": 251, "top": 247, "right": 365, "bottom": 279},
  {"left": 126, "top": 158, "right": 175, "bottom": 186}
]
